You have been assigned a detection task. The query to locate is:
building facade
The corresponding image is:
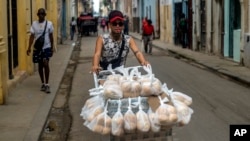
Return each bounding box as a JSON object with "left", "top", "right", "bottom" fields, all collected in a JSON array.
[
  {"left": 192, "top": 0, "right": 250, "bottom": 68},
  {"left": 97, "top": 0, "right": 250, "bottom": 68}
]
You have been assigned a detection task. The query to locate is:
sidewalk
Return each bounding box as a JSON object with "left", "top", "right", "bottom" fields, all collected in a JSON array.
[
  {"left": 0, "top": 40, "right": 75, "bottom": 141},
  {"left": 130, "top": 32, "right": 250, "bottom": 87}
]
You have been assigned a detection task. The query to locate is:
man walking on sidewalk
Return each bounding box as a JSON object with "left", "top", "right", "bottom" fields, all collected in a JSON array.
[
  {"left": 142, "top": 19, "right": 155, "bottom": 54},
  {"left": 26, "top": 8, "right": 54, "bottom": 93}
]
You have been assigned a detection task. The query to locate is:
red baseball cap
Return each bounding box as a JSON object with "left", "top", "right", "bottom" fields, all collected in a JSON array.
[{"left": 108, "top": 10, "right": 124, "bottom": 22}]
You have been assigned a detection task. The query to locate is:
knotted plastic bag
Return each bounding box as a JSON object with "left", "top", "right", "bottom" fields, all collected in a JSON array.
[
  {"left": 136, "top": 97, "right": 150, "bottom": 132},
  {"left": 124, "top": 98, "right": 137, "bottom": 133},
  {"left": 111, "top": 100, "right": 124, "bottom": 136}
]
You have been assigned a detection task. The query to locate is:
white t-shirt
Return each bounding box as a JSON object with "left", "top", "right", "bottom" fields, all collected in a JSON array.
[
  {"left": 71, "top": 20, "right": 76, "bottom": 26},
  {"left": 30, "top": 20, "right": 54, "bottom": 49}
]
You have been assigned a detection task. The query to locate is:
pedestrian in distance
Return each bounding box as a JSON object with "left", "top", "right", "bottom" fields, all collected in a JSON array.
[
  {"left": 123, "top": 15, "right": 129, "bottom": 35},
  {"left": 26, "top": 8, "right": 54, "bottom": 93},
  {"left": 91, "top": 10, "right": 150, "bottom": 74},
  {"left": 70, "top": 17, "right": 77, "bottom": 40},
  {"left": 100, "top": 18, "right": 106, "bottom": 32},
  {"left": 142, "top": 19, "right": 155, "bottom": 55},
  {"left": 142, "top": 16, "right": 148, "bottom": 31},
  {"left": 77, "top": 16, "right": 81, "bottom": 35}
]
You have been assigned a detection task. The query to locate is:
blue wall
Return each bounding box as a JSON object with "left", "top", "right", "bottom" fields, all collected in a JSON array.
[{"left": 141, "top": 0, "right": 157, "bottom": 27}]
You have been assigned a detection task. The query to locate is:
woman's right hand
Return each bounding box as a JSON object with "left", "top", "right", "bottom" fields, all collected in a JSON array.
[{"left": 91, "top": 65, "right": 102, "bottom": 74}]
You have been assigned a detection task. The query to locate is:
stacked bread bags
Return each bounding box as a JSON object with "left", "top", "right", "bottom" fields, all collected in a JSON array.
[{"left": 80, "top": 65, "right": 193, "bottom": 136}]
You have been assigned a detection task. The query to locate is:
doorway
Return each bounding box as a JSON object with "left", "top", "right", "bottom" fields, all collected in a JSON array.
[
  {"left": 229, "top": 0, "right": 241, "bottom": 60},
  {"left": 174, "top": 2, "right": 182, "bottom": 45},
  {"left": 200, "top": 0, "right": 206, "bottom": 51},
  {"left": 7, "top": 0, "right": 18, "bottom": 79}
]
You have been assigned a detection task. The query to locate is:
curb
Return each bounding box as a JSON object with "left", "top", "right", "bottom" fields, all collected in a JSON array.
[{"left": 131, "top": 34, "right": 250, "bottom": 87}]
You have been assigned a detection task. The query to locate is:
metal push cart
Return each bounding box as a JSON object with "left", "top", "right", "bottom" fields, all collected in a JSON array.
[{"left": 92, "top": 67, "right": 174, "bottom": 141}]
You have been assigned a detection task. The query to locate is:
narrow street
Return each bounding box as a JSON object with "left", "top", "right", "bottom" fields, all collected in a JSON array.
[
  {"left": 1, "top": 1, "right": 250, "bottom": 141},
  {"left": 44, "top": 33, "right": 250, "bottom": 141}
]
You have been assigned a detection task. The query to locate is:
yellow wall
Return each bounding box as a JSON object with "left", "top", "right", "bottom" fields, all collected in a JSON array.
[
  {"left": 46, "top": 0, "right": 58, "bottom": 50},
  {"left": 160, "top": 5, "right": 173, "bottom": 43},
  {"left": 17, "top": 0, "right": 30, "bottom": 71},
  {"left": 0, "top": 0, "right": 8, "bottom": 104}
]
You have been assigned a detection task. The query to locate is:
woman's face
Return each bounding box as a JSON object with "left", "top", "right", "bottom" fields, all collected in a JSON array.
[{"left": 110, "top": 20, "right": 124, "bottom": 34}]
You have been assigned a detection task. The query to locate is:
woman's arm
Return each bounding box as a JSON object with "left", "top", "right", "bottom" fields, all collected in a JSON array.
[
  {"left": 129, "top": 37, "right": 149, "bottom": 66},
  {"left": 91, "top": 35, "right": 104, "bottom": 73}
]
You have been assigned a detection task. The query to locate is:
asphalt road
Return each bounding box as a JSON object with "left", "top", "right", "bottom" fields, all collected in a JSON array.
[{"left": 68, "top": 34, "right": 250, "bottom": 141}]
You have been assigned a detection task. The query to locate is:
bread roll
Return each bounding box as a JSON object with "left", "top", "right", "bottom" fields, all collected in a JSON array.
[
  {"left": 107, "top": 74, "right": 122, "bottom": 82},
  {"left": 103, "top": 80, "right": 118, "bottom": 87},
  {"left": 131, "top": 81, "right": 141, "bottom": 94},
  {"left": 112, "top": 111, "right": 124, "bottom": 136},
  {"left": 120, "top": 81, "right": 131, "bottom": 92},
  {"left": 102, "top": 127, "right": 111, "bottom": 135},
  {"left": 148, "top": 113, "right": 161, "bottom": 132},
  {"left": 87, "top": 107, "right": 103, "bottom": 122},
  {"left": 124, "top": 110, "right": 137, "bottom": 133},
  {"left": 103, "top": 84, "right": 122, "bottom": 99},
  {"left": 169, "top": 114, "right": 178, "bottom": 123},
  {"left": 136, "top": 110, "right": 150, "bottom": 132},
  {"left": 92, "top": 125, "right": 103, "bottom": 133},
  {"left": 172, "top": 92, "right": 192, "bottom": 106}
]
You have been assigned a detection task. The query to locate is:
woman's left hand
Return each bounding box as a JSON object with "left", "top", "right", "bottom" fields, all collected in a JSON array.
[{"left": 141, "top": 60, "right": 150, "bottom": 66}]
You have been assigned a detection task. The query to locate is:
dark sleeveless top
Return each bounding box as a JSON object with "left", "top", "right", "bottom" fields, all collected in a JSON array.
[{"left": 100, "top": 34, "right": 131, "bottom": 67}]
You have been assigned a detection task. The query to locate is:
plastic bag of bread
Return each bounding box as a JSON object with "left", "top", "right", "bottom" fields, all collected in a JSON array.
[
  {"left": 85, "top": 101, "right": 112, "bottom": 135},
  {"left": 124, "top": 98, "right": 137, "bottom": 133},
  {"left": 103, "top": 81, "right": 123, "bottom": 99},
  {"left": 102, "top": 80, "right": 118, "bottom": 87},
  {"left": 120, "top": 69, "right": 141, "bottom": 98},
  {"left": 161, "top": 83, "right": 173, "bottom": 97},
  {"left": 129, "top": 69, "right": 142, "bottom": 97},
  {"left": 171, "top": 91, "right": 192, "bottom": 106},
  {"left": 139, "top": 65, "right": 162, "bottom": 96},
  {"left": 86, "top": 105, "right": 104, "bottom": 122},
  {"left": 136, "top": 97, "right": 150, "bottom": 132},
  {"left": 172, "top": 100, "right": 193, "bottom": 126},
  {"left": 148, "top": 108, "right": 161, "bottom": 132},
  {"left": 80, "top": 95, "right": 105, "bottom": 120},
  {"left": 155, "top": 96, "right": 178, "bottom": 125},
  {"left": 111, "top": 100, "right": 124, "bottom": 136},
  {"left": 107, "top": 74, "right": 122, "bottom": 82},
  {"left": 115, "top": 66, "right": 129, "bottom": 83},
  {"left": 139, "top": 74, "right": 162, "bottom": 96}
]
